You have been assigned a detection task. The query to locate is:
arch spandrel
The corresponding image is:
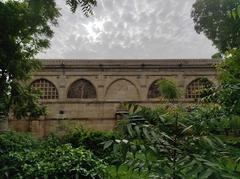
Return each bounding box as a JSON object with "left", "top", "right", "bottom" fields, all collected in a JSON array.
[{"left": 105, "top": 79, "right": 140, "bottom": 101}]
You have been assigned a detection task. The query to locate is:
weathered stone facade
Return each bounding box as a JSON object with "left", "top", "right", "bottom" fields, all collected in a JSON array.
[{"left": 9, "top": 59, "right": 218, "bottom": 137}]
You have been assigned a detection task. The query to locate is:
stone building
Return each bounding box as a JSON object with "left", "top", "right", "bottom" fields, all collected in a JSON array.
[{"left": 9, "top": 59, "right": 218, "bottom": 137}]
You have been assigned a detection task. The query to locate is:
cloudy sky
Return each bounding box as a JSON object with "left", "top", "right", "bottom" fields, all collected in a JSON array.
[{"left": 39, "top": 0, "right": 217, "bottom": 59}]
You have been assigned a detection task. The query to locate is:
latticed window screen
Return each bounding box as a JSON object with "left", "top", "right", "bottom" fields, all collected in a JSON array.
[
  {"left": 31, "top": 79, "right": 58, "bottom": 99},
  {"left": 186, "top": 78, "right": 213, "bottom": 99},
  {"left": 67, "top": 79, "right": 96, "bottom": 99},
  {"left": 148, "top": 80, "right": 161, "bottom": 98}
]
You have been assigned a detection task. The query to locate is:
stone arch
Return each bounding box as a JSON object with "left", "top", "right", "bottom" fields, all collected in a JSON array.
[
  {"left": 30, "top": 78, "right": 59, "bottom": 99},
  {"left": 67, "top": 79, "right": 97, "bottom": 99},
  {"left": 147, "top": 79, "right": 163, "bottom": 99},
  {"left": 186, "top": 78, "right": 213, "bottom": 99},
  {"left": 105, "top": 78, "right": 140, "bottom": 101}
]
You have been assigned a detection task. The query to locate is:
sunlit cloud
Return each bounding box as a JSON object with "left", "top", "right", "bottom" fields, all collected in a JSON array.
[{"left": 39, "top": 0, "right": 217, "bottom": 59}]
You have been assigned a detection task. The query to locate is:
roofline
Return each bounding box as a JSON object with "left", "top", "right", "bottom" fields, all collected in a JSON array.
[
  {"left": 37, "top": 59, "right": 219, "bottom": 70},
  {"left": 38, "top": 58, "right": 218, "bottom": 61},
  {"left": 38, "top": 59, "right": 219, "bottom": 64}
]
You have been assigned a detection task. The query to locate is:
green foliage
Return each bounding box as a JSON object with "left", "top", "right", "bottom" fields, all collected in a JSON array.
[
  {"left": 0, "top": 0, "right": 97, "bottom": 120},
  {"left": 191, "top": 0, "right": 240, "bottom": 54},
  {"left": 218, "top": 50, "right": 240, "bottom": 84},
  {"left": 0, "top": 0, "right": 60, "bottom": 119},
  {"left": 229, "top": 5, "right": 240, "bottom": 20},
  {"left": 106, "top": 164, "right": 149, "bottom": 179},
  {"left": 212, "top": 53, "right": 223, "bottom": 59},
  {"left": 0, "top": 81, "right": 47, "bottom": 120},
  {"left": 0, "top": 132, "right": 107, "bottom": 179},
  {"left": 2, "top": 144, "right": 106, "bottom": 179},
  {"left": 229, "top": 116, "right": 240, "bottom": 134},
  {"left": 10, "top": 82, "right": 47, "bottom": 119},
  {"left": 156, "top": 79, "right": 180, "bottom": 101},
  {"left": 0, "top": 132, "right": 38, "bottom": 178},
  {"left": 220, "top": 135, "right": 240, "bottom": 148},
  {"left": 0, "top": 131, "right": 37, "bottom": 154},
  {"left": 5, "top": 145, "right": 106, "bottom": 179},
  {"left": 66, "top": 0, "right": 97, "bottom": 15},
  {"left": 62, "top": 128, "right": 117, "bottom": 161},
  {"left": 104, "top": 104, "right": 240, "bottom": 178},
  {"left": 207, "top": 49, "right": 240, "bottom": 115}
]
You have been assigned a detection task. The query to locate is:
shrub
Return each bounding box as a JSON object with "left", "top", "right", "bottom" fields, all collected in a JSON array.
[
  {"left": 0, "top": 132, "right": 38, "bottom": 178},
  {"left": 104, "top": 104, "right": 240, "bottom": 178},
  {"left": 62, "top": 128, "right": 117, "bottom": 161},
  {"left": 0, "top": 132, "right": 107, "bottom": 179},
  {"left": 2, "top": 144, "right": 106, "bottom": 179},
  {"left": 0, "top": 131, "right": 37, "bottom": 154}
]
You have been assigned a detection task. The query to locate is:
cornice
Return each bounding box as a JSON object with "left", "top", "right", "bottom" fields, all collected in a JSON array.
[{"left": 38, "top": 59, "right": 219, "bottom": 70}]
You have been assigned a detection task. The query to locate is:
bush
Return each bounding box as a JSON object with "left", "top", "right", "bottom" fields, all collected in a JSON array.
[
  {"left": 105, "top": 104, "right": 240, "bottom": 178},
  {"left": 0, "top": 131, "right": 37, "bottom": 154},
  {"left": 62, "top": 128, "right": 117, "bottom": 161},
  {"left": 0, "top": 132, "right": 107, "bottom": 179},
  {"left": 2, "top": 145, "right": 106, "bottom": 179},
  {"left": 0, "top": 132, "right": 38, "bottom": 179}
]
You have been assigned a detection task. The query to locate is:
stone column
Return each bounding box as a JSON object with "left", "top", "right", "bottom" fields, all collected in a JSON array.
[
  {"left": 138, "top": 75, "right": 148, "bottom": 101},
  {"left": 177, "top": 72, "right": 185, "bottom": 100}
]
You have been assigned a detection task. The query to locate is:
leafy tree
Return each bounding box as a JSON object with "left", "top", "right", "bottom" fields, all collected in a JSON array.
[
  {"left": 191, "top": 0, "right": 240, "bottom": 54},
  {"left": 104, "top": 104, "right": 240, "bottom": 178},
  {"left": 104, "top": 79, "right": 240, "bottom": 178},
  {"left": 0, "top": 0, "right": 61, "bottom": 119},
  {"left": 0, "top": 0, "right": 97, "bottom": 120},
  {"left": 214, "top": 49, "right": 240, "bottom": 115}
]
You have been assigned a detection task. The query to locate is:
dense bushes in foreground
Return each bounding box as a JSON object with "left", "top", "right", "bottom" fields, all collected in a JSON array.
[
  {"left": 1, "top": 117, "right": 240, "bottom": 179},
  {"left": 104, "top": 104, "right": 240, "bottom": 178},
  {"left": 62, "top": 128, "right": 117, "bottom": 161},
  {"left": 1, "top": 104, "right": 240, "bottom": 179},
  {"left": 0, "top": 132, "right": 107, "bottom": 179}
]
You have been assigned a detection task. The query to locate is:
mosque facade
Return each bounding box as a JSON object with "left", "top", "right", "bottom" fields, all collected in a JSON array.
[{"left": 9, "top": 59, "right": 218, "bottom": 137}]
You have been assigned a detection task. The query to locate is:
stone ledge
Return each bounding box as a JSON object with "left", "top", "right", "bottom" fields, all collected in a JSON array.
[{"left": 38, "top": 59, "right": 219, "bottom": 70}]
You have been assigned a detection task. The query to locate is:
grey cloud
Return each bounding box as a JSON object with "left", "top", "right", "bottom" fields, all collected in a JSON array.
[{"left": 39, "top": 0, "right": 217, "bottom": 59}]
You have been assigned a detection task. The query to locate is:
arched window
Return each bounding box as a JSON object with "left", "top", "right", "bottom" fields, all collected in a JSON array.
[
  {"left": 31, "top": 79, "right": 58, "bottom": 99},
  {"left": 67, "top": 79, "right": 96, "bottom": 99},
  {"left": 186, "top": 78, "right": 213, "bottom": 99},
  {"left": 148, "top": 80, "right": 161, "bottom": 98}
]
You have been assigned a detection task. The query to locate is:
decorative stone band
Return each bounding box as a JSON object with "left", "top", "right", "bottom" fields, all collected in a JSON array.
[{"left": 39, "top": 59, "right": 219, "bottom": 70}]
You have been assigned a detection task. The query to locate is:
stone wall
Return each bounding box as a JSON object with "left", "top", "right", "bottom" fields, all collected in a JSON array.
[{"left": 9, "top": 59, "right": 218, "bottom": 137}]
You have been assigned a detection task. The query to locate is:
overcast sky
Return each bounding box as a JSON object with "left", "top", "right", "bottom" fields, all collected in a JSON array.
[{"left": 39, "top": 0, "right": 217, "bottom": 59}]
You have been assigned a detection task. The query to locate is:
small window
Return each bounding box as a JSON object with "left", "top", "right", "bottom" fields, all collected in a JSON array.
[
  {"left": 186, "top": 78, "right": 213, "bottom": 99},
  {"left": 31, "top": 79, "right": 58, "bottom": 99}
]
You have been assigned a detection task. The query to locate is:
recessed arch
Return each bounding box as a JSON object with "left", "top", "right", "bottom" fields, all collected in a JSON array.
[
  {"left": 105, "top": 78, "right": 140, "bottom": 101},
  {"left": 147, "top": 79, "right": 163, "bottom": 99},
  {"left": 67, "top": 79, "right": 97, "bottom": 99},
  {"left": 186, "top": 78, "right": 213, "bottom": 99},
  {"left": 30, "top": 78, "right": 59, "bottom": 99}
]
